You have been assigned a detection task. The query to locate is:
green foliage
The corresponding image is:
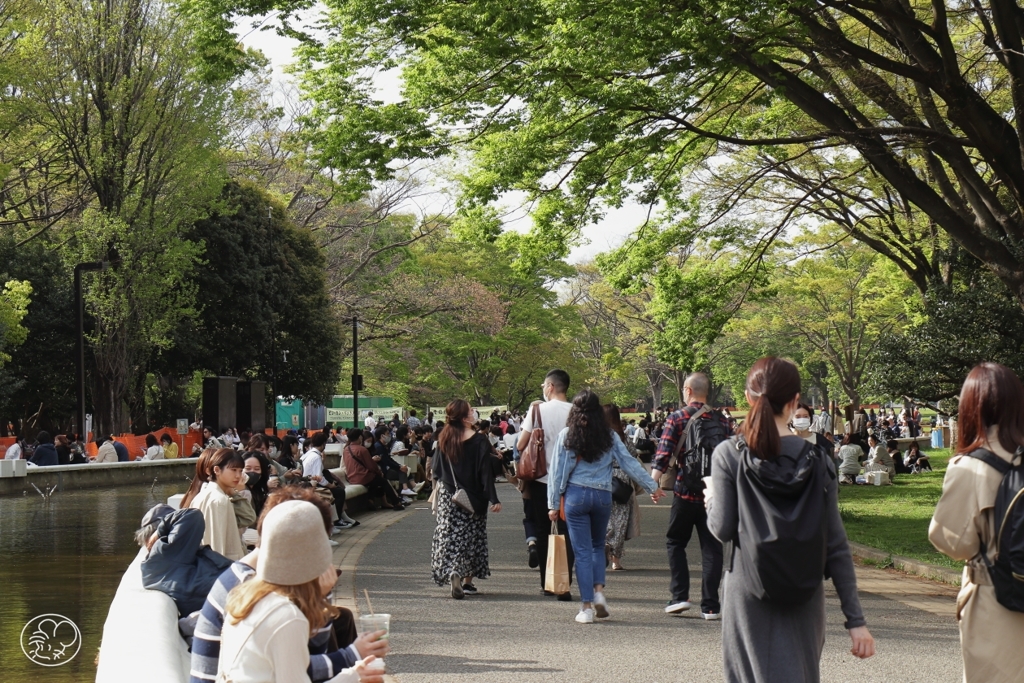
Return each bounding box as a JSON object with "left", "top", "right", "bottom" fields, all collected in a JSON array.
[
  {"left": 869, "top": 272, "right": 1024, "bottom": 408},
  {"left": 0, "top": 279, "right": 31, "bottom": 367},
  {"left": 160, "top": 182, "right": 344, "bottom": 406},
  {"left": 0, "top": 238, "right": 76, "bottom": 433}
]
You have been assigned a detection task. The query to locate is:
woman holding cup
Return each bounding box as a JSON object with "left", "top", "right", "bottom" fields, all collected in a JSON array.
[{"left": 218, "top": 500, "right": 383, "bottom": 683}]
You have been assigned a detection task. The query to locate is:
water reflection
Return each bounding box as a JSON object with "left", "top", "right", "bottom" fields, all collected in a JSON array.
[{"left": 0, "top": 483, "right": 184, "bottom": 682}]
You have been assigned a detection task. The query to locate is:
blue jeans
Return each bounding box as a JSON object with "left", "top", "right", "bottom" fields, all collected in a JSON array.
[{"left": 563, "top": 484, "right": 612, "bottom": 604}]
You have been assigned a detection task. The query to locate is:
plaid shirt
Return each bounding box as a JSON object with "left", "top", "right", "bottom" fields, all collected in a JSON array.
[{"left": 652, "top": 402, "right": 733, "bottom": 502}]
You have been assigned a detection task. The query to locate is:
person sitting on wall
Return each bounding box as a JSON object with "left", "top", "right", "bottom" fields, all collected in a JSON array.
[
  {"left": 28, "top": 431, "right": 58, "bottom": 467},
  {"left": 137, "top": 504, "right": 233, "bottom": 620}
]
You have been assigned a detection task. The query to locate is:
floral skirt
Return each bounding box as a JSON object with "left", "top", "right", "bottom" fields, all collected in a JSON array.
[{"left": 431, "top": 490, "right": 491, "bottom": 585}]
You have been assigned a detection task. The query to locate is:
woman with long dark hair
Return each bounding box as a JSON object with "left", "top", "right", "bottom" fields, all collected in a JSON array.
[
  {"left": 603, "top": 404, "right": 642, "bottom": 571},
  {"left": 243, "top": 451, "right": 272, "bottom": 517},
  {"left": 706, "top": 357, "right": 874, "bottom": 682},
  {"left": 547, "top": 390, "right": 663, "bottom": 623},
  {"left": 431, "top": 399, "right": 501, "bottom": 599},
  {"left": 930, "top": 363, "right": 1024, "bottom": 682}
]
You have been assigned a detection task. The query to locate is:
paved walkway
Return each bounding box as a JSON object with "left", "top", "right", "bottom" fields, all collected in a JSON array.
[{"left": 343, "top": 484, "right": 964, "bottom": 683}]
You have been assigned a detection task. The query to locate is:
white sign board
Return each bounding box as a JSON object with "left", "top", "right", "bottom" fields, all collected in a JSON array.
[
  {"left": 325, "top": 407, "right": 405, "bottom": 423},
  {"left": 176, "top": 419, "right": 189, "bottom": 435},
  {"left": 429, "top": 405, "right": 509, "bottom": 420}
]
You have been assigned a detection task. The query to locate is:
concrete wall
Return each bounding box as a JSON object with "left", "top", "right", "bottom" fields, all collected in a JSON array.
[{"left": 0, "top": 454, "right": 341, "bottom": 497}]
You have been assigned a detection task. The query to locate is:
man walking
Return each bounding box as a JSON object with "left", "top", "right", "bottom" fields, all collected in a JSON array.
[
  {"left": 651, "top": 373, "right": 731, "bottom": 620},
  {"left": 516, "top": 369, "right": 575, "bottom": 600}
]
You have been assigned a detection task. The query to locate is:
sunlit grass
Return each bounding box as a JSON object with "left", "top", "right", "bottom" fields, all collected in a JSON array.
[{"left": 837, "top": 449, "right": 960, "bottom": 570}]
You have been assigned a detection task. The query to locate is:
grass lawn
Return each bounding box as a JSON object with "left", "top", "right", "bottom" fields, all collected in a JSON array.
[{"left": 837, "top": 449, "right": 961, "bottom": 570}]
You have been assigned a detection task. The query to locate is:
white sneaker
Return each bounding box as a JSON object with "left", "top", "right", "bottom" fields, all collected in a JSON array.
[
  {"left": 701, "top": 610, "right": 721, "bottom": 621},
  {"left": 401, "top": 488, "right": 416, "bottom": 496},
  {"left": 593, "top": 592, "right": 609, "bottom": 619},
  {"left": 329, "top": 539, "right": 339, "bottom": 547},
  {"left": 575, "top": 608, "right": 595, "bottom": 624},
  {"left": 665, "top": 600, "right": 692, "bottom": 614}
]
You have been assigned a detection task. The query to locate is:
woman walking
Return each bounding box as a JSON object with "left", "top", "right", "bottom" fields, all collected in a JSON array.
[
  {"left": 706, "top": 357, "right": 873, "bottom": 682},
  {"left": 929, "top": 363, "right": 1024, "bottom": 683},
  {"left": 431, "top": 400, "right": 501, "bottom": 599},
  {"left": 603, "top": 404, "right": 642, "bottom": 572},
  {"left": 548, "top": 390, "right": 664, "bottom": 623}
]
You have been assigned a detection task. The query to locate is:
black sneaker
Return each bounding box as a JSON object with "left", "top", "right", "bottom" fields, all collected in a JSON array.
[
  {"left": 528, "top": 543, "right": 539, "bottom": 568},
  {"left": 557, "top": 592, "right": 572, "bottom": 602},
  {"left": 462, "top": 583, "right": 478, "bottom": 594}
]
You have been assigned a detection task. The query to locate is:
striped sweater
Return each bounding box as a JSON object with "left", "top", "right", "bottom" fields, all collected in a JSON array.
[{"left": 189, "top": 562, "right": 358, "bottom": 682}]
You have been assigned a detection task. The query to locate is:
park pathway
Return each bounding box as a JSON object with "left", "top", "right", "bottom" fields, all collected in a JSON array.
[{"left": 348, "top": 483, "right": 963, "bottom": 683}]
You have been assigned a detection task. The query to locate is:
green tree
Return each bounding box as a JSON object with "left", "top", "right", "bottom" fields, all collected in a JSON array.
[
  {"left": 0, "top": 238, "right": 76, "bottom": 434},
  {"left": 0, "top": 280, "right": 30, "bottom": 368},
  {"left": 152, "top": 182, "right": 344, "bottom": 425},
  {"left": 9, "top": 0, "right": 233, "bottom": 434},
  {"left": 194, "top": 0, "right": 1024, "bottom": 311}
]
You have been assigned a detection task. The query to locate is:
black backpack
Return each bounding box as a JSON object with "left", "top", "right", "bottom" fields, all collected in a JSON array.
[
  {"left": 731, "top": 436, "right": 832, "bottom": 604},
  {"left": 676, "top": 404, "right": 729, "bottom": 492},
  {"left": 964, "top": 448, "right": 1024, "bottom": 612}
]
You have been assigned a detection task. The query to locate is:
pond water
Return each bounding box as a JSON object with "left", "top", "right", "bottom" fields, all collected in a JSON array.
[{"left": 0, "top": 482, "right": 186, "bottom": 682}]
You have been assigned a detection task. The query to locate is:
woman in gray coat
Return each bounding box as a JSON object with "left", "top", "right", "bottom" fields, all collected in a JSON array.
[{"left": 706, "top": 357, "right": 874, "bottom": 683}]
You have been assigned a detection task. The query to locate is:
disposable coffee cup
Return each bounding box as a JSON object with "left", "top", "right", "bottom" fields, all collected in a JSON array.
[
  {"left": 702, "top": 476, "right": 714, "bottom": 497},
  {"left": 366, "top": 658, "right": 386, "bottom": 671},
  {"left": 357, "top": 613, "right": 390, "bottom": 641}
]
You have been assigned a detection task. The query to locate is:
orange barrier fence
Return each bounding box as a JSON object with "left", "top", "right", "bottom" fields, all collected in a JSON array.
[{"left": 0, "top": 428, "right": 203, "bottom": 459}]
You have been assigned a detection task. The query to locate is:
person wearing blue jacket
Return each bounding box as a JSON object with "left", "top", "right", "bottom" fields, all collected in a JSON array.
[
  {"left": 140, "top": 506, "right": 233, "bottom": 617},
  {"left": 548, "top": 390, "right": 665, "bottom": 624}
]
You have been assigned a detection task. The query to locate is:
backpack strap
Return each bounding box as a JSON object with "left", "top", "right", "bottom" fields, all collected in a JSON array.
[
  {"left": 671, "top": 404, "right": 711, "bottom": 464},
  {"left": 965, "top": 448, "right": 1012, "bottom": 475}
]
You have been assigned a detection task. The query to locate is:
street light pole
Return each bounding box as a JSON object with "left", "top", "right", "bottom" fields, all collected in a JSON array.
[
  {"left": 75, "top": 260, "right": 106, "bottom": 440},
  {"left": 352, "top": 315, "right": 359, "bottom": 430}
]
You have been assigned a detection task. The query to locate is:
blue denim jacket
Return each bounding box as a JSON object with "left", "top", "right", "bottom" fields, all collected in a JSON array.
[{"left": 547, "top": 428, "right": 657, "bottom": 511}]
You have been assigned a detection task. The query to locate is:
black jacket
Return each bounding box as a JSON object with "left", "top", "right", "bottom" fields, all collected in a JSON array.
[
  {"left": 30, "top": 443, "right": 59, "bottom": 467},
  {"left": 141, "top": 508, "right": 233, "bottom": 616},
  {"left": 432, "top": 432, "right": 499, "bottom": 515}
]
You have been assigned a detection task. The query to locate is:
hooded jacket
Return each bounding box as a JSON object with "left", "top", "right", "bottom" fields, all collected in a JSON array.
[
  {"left": 141, "top": 508, "right": 233, "bottom": 616},
  {"left": 29, "top": 443, "right": 59, "bottom": 467}
]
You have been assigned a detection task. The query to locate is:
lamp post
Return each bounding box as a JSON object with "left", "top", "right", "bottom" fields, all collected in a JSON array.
[
  {"left": 75, "top": 260, "right": 107, "bottom": 439},
  {"left": 352, "top": 316, "right": 361, "bottom": 430}
]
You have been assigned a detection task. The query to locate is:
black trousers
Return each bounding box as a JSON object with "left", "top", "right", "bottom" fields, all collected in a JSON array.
[
  {"left": 366, "top": 474, "right": 404, "bottom": 507},
  {"left": 527, "top": 480, "right": 575, "bottom": 592},
  {"left": 666, "top": 495, "right": 723, "bottom": 612}
]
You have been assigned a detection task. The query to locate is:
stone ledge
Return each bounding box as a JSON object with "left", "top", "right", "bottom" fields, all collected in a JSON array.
[{"left": 848, "top": 540, "right": 962, "bottom": 586}]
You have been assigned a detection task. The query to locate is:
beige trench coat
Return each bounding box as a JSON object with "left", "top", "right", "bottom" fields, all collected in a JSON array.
[{"left": 929, "top": 434, "right": 1024, "bottom": 683}]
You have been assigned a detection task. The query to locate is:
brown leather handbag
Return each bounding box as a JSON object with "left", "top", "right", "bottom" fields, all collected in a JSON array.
[{"left": 517, "top": 403, "right": 548, "bottom": 482}]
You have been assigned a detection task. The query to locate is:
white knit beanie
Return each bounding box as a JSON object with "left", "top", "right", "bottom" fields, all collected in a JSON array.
[{"left": 256, "top": 500, "right": 333, "bottom": 586}]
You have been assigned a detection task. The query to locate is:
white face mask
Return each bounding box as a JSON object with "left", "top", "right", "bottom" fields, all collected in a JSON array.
[
  {"left": 363, "top": 440, "right": 373, "bottom": 447},
  {"left": 793, "top": 417, "right": 812, "bottom": 431}
]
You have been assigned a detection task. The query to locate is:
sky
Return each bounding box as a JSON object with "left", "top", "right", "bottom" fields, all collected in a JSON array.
[{"left": 237, "top": 18, "right": 653, "bottom": 264}]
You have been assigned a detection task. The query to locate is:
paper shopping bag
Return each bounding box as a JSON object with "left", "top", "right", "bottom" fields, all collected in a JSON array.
[{"left": 544, "top": 527, "right": 570, "bottom": 595}]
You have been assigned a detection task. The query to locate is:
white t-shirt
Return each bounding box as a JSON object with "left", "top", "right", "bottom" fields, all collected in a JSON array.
[
  {"left": 364, "top": 416, "right": 377, "bottom": 430},
  {"left": 518, "top": 399, "right": 572, "bottom": 484},
  {"left": 4, "top": 443, "right": 22, "bottom": 459},
  {"left": 301, "top": 448, "right": 324, "bottom": 481},
  {"left": 502, "top": 432, "right": 518, "bottom": 450}
]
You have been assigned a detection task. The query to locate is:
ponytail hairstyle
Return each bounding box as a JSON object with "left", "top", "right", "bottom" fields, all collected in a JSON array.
[
  {"left": 438, "top": 399, "right": 472, "bottom": 463},
  {"left": 740, "top": 357, "right": 802, "bottom": 461}
]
